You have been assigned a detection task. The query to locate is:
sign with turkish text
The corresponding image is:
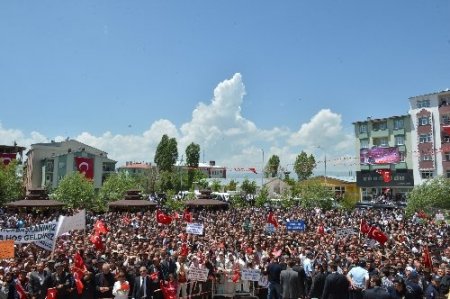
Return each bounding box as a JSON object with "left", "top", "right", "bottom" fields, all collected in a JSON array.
[
  {"left": 186, "top": 223, "right": 204, "bottom": 235},
  {"left": 188, "top": 267, "right": 209, "bottom": 281},
  {"left": 286, "top": 220, "right": 306, "bottom": 231},
  {"left": 241, "top": 269, "right": 261, "bottom": 281}
]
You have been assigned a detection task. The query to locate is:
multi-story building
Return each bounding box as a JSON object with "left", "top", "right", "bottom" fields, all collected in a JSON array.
[
  {"left": 409, "top": 89, "right": 450, "bottom": 184},
  {"left": 25, "top": 139, "right": 116, "bottom": 190},
  {"left": 353, "top": 115, "right": 414, "bottom": 201},
  {"left": 0, "top": 143, "right": 26, "bottom": 165},
  {"left": 175, "top": 161, "right": 227, "bottom": 179},
  {"left": 117, "top": 161, "right": 152, "bottom": 176}
]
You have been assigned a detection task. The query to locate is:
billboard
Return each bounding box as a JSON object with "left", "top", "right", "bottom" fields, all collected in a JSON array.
[{"left": 360, "top": 147, "right": 401, "bottom": 165}]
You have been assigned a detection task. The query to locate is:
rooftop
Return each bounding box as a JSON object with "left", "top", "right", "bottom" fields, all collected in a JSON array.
[{"left": 409, "top": 88, "right": 450, "bottom": 99}]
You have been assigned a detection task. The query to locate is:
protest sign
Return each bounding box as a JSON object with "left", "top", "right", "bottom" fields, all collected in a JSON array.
[
  {"left": 241, "top": 269, "right": 261, "bottom": 281},
  {"left": 0, "top": 221, "right": 57, "bottom": 244},
  {"left": 186, "top": 223, "right": 204, "bottom": 235},
  {"left": 188, "top": 267, "right": 209, "bottom": 281},
  {"left": 336, "top": 228, "right": 357, "bottom": 239},
  {"left": 286, "top": 220, "right": 306, "bottom": 231},
  {"left": 56, "top": 210, "right": 86, "bottom": 237},
  {"left": 0, "top": 240, "right": 14, "bottom": 259}
]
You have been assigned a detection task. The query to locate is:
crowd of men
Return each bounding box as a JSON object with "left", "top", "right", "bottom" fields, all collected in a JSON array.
[{"left": 0, "top": 206, "right": 448, "bottom": 299}]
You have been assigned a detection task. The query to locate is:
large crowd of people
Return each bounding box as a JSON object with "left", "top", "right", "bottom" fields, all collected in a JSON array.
[{"left": 0, "top": 206, "right": 449, "bottom": 299}]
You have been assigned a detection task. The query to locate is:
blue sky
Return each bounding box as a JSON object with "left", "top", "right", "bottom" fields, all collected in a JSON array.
[{"left": 1, "top": 1, "right": 450, "bottom": 178}]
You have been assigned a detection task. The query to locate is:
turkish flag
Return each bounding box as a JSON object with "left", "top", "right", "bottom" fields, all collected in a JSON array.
[
  {"left": 232, "top": 270, "right": 240, "bottom": 283},
  {"left": 156, "top": 210, "right": 173, "bottom": 225},
  {"left": 90, "top": 233, "right": 104, "bottom": 251},
  {"left": 317, "top": 224, "right": 325, "bottom": 235},
  {"left": 15, "top": 281, "right": 27, "bottom": 299},
  {"left": 0, "top": 153, "right": 16, "bottom": 166},
  {"left": 73, "top": 272, "right": 84, "bottom": 294},
  {"left": 422, "top": 245, "right": 432, "bottom": 269},
  {"left": 180, "top": 243, "right": 189, "bottom": 256},
  {"left": 182, "top": 209, "right": 192, "bottom": 223},
  {"left": 150, "top": 271, "right": 159, "bottom": 281},
  {"left": 94, "top": 220, "right": 108, "bottom": 234},
  {"left": 267, "top": 211, "right": 278, "bottom": 228},
  {"left": 121, "top": 282, "right": 130, "bottom": 291},
  {"left": 367, "top": 226, "right": 388, "bottom": 245},
  {"left": 75, "top": 157, "right": 94, "bottom": 179},
  {"left": 376, "top": 169, "right": 392, "bottom": 183},
  {"left": 46, "top": 287, "right": 57, "bottom": 299},
  {"left": 73, "top": 252, "right": 87, "bottom": 279},
  {"left": 359, "top": 219, "right": 371, "bottom": 235},
  {"left": 248, "top": 167, "right": 258, "bottom": 174}
]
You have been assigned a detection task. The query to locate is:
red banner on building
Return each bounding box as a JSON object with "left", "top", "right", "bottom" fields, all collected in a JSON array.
[
  {"left": 0, "top": 153, "right": 16, "bottom": 166},
  {"left": 75, "top": 157, "right": 94, "bottom": 179}
]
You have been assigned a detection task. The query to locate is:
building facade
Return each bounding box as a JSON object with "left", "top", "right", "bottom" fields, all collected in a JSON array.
[
  {"left": 117, "top": 161, "right": 152, "bottom": 176},
  {"left": 353, "top": 115, "right": 414, "bottom": 201},
  {"left": 25, "top": 139, "right": 116, "bottom": 190},
  {"left": 408, "top": 89, "right": 450, "bottom": 184}
]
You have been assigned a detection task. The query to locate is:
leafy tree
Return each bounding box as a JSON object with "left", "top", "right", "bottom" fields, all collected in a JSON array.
[
  {"left": 340, "top": 191, "right": 359, "bottom": 210},
  {"left": 229, "top": 194, "right": 246, "bottom": 208},
  {"left": 154, "top": 134, "right": 178, "bottom": 172},
  {"left": 99, "top": 172, "right": 140, "bottom": 203},
  {"left": 163, "top": 189, "right": 185, "bottom": 211},
  {"left": 294, "top": 151, "right": 316, "bottom": 181},
  {"left": 406, "top": 176, "right": 450, "bottom": 216},
  {"left": 225, "top": 180, "right": 237, "bottom": 192},
  {"left": 254, "top": 186, "right": 270, "bottom": 207},
  {"left": 241, "top": 179, "right": 257, "bottom": 197},
  {"left": 53, "top": 172, "right": 98, "bottom": 209},
  {"left": 185, "top": 142, "right": 200, "bottom": 187},
  {"left": 210, "top": 180, "right": 222, "bottom": 192},
  {"left": 295, "top": 179, "right": 333, "bottom": 209},
  {"left": 265, "top": 155, "right": 280, "bottom": 178},
  {"left": 0, "top": 160, "right": 24, "bottom": 205},
  {"left": 158, "top": 170, "right": 176, "bottom": 192}
]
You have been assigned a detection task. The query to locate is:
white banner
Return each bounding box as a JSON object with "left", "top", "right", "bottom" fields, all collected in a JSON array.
[
  {"left": 0, "top": 221, "right": 57, "bottom": 251},
  {"left": 188, "top": 267, "right": 209, "bottom": 281},
  {"left": 241, "top": 269, "right": 261, "bottom": 281},
  {"left": 336, "top": 228, "right": 357, "bottom": 239},
  {"left": 186, "top": 223, "right": 204, "bottom": 235},
  {"left": 56, "top": 210, "right": 86, "bottom": 237}
]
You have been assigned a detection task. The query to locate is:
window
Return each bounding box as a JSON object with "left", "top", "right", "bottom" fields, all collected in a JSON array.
[
  {"left": 444, "top": 152, "right": 450, "bottom": 161},
  {"left": 417, "top": 99, "right": 430, "bottom": 108},
  {"left": 399, "top": 151, "right": 406, "bottom": 162},
  {"left": 419, "top": 133, "right": 432, "bottom": 143},
  {"left": 393, "top": 119, "right": 404, "bottom": 130},
  {"left": 442, "top": 115, "right": 450, "bottom": 125},
  {"left": 395, "top": 136, "right": 405, "bottom": 145},
  {"left": 359, "top": 124, "right": 367, "bottom": 134},
  {"left": 360, "top": 139, "right": 369, "bottom": 149},
  {"left": 373, "top": 137, "right": 389, "bottom": 146},
  {"left": 443, "top": 135, "right": 450, "bottom": 143},
  {"left": 421, "top": 171, "right": 434, "bottom": 179},
  {"left": 421, "top": 155, "right": 432, "bottom": 161},
  {"left": 418, "top": 116, "right": 430, "bottom": 126},
  {"left": 447, "top": 170, "right": 450, "bottom": 179},
  {"left": 372, "top": 121, "right": 387, "bottom": 131}
]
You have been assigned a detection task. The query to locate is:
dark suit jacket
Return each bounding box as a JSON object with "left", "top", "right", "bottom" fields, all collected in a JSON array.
[
  {"left": 363, "top": 286, "right": 391, "bottom": 299},
  {"left": 132, "top": 276, "right": 152, "bottom": 299},
  {"left": 94, "top": 272, "right": 115, "bottom": 299},
  {"left": 280, "top": 268, "right": 299, "bottom": 299},
  {"left": 309, "top": 272, "right": 327, "bottom": 298},
  {"left": 291, "top": 265, "right": 306, "bottom": 296},
  {"left": 29, "top": 270, "right": 53, "bottom": 299},
  {"left": 321, "top": 272, "right": 349, "bottom": 299}
]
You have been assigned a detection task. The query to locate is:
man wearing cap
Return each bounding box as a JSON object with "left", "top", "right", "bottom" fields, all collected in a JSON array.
[
  {"left": 424, "top": 275, "right": 440, "bottom": 299},
  {"left": 405, "top": 271, "right": 423, "bottom": 299}
]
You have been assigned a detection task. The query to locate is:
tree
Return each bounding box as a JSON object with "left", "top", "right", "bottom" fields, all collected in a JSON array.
[
  {"left": 53, "top": 172, "right": 98, "bottom": 209},
  {"left": 99, "top": 172, "right": 140, "bottom": 203},
  {"left": 265, "top": 155, "right": 280, "bottom": 178},
  {"left": 154, "top": 134, "right": 178, "bottom": 172},
  {"left": 225, "top": 180, "right": 237, "bottom": 192},
  {"left": 210, "top": 180, "right": 222, "bottom": 192},
  {"left": 185, "top": 142, "right": 200, "bottom": 187},
  {"left": 294, "top": 179, "right": 334, "bottom": 209},
  {"left": 294, "top": 151, "right": 316, "bottom": 181},
  {"left": 241, "top": 179, "right": 257, "bottom": 205},
  {"left": 254, "top": 186, "right": 270, "bottom": 207},
  {"left": 406, "top": 176, "right": 450, "bottom": 216},
  {"left": 0, "top": 160, "right": 24, "bottom": 205}
]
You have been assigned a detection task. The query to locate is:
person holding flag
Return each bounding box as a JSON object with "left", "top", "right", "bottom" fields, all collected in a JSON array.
[{"left": 112, "top": 271, "right": 130, "bottom": 299}]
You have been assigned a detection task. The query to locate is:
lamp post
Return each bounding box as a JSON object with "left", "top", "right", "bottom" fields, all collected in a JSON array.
[{"left": 260, "top": 148, "right": 265, "bottom": 188}]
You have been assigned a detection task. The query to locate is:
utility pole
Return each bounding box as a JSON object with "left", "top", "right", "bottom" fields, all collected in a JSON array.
[{"left": 261, "top": 148, "right": 265, "bottom": 188}]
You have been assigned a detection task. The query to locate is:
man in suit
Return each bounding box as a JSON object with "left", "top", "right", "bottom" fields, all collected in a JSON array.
[
  {"left": 280, "top": 260, "right": 299, "bottom": 299},
  {"left": 132, "top": 266, "right": 152, "bottom": 299},
  {"left": 363, "top": 275, "right": 391, "bottom": 299},
  {"left": 321, "top": 262, "right": 349, "bottom": 299},
  {"left": 29, "top": 261, "right": 53, "bottom": 299},
  {"left": 291, "top": 258, "right": 306, "bottom": 298}
]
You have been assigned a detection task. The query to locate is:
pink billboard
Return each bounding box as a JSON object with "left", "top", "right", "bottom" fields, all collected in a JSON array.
[{"left": 360, "top": 147, "right": 401, "bottom": 164}]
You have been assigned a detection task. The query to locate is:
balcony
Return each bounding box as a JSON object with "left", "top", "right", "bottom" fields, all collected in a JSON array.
[
  {"left": 358, "top": 132, "right": 368, "bottom": 139},
  {"left": 393, "top": 128, "right": 405, "bottom": 135},
  {"left": 370, "top": 129, "right": 389, "bottom": 138}
]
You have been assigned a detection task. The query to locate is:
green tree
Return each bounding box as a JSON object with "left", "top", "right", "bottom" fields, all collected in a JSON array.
[
  {"left": 99, "top": 172, "right": 140, "bottom": 203},
  {"left": 265, "top": 155, "right": 280, "bottom": 178},
  {"left": 295, "top": 179, "right": 333, "bottom": 209},
  {"left": 254, "top": 186, "right": 270, "bottom": 207},
  {"left": 210, "top": 179, "right": 222, "bottom": 192},
  {"left": 185, "top": 142, "right": 200, "bottom": 187},
  {"left": 406, "top": 176, "right": 450, "bottom": 216},
  {"left": 154, "top": 134, "right": 178, "bottom": 172},
  {"left": 53, "top": 172, "right": 98, "bottom": 209},
  {"left": 0, "top": 160, "right": 24, "bottom": 205},
  {"left": 229, "top": 194, "right": 246, "bottom": 208},
  {"left": 294, "top": 151, "right": 316, "bottom": 181},
  {"left": 225, "top": 180, "right": 237, "bottom": 192},
  {"left": 241, "top": 179, "right": 257, "bottom": 197}
]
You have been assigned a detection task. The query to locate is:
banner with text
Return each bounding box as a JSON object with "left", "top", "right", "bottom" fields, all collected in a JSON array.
[
  {"left": 186, "top": 223, "right": 204, "bottom": 235},
  {"left": 241, "top": 269, "right": 261, "bottom": 281},
  {"left": 188, "top": 267, "right": 209, "bottom": 281},
  {"left": 0, "top": 221, "right": 57, "bottom": 251},
  {"left": 286, "top": 220, "right": 306, "bottom": 231}
]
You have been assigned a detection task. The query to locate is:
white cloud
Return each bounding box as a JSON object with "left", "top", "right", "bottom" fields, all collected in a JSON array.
[{"left": 0, "top": 74, "right": 356, "bottom": 177}]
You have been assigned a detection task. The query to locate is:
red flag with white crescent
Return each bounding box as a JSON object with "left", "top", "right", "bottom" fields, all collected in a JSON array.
[
  {"left": 180, "top": 243, "right": 189, "bottom": 256},
  {"left": 182, "top": 209, "right": 192, "bottom": 223},
  {"left": 156, "top": 210, "right": 173, "bottom": 225},
  {"left": 94, "top": 220, "right": 108, "bottom": 234},
  {"left": 90, "top": 233, "right": 104, "bottom": 251},
  {"left": 15, "top": 280, "right": 27, "bottom": 299},
  {"left": 0, "top": 153, "right": 16, "bottom": 166},
  {"left": 367, "top": 226, "right": 388, "bottom": 245},
  {"left": 267, "top": 211, "right": 278, "bottom": 228},
  {"left": 75, "top": 157, "right": 94, "bottom": 179},
  {"left": 359, "top": 219, "right": 371, "bottom": 235},
  {"left": 46, "top": 287, "right": 57, "bottom": 299}
]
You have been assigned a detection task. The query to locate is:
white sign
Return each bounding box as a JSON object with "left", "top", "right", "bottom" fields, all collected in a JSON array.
[
  {"left": 0, "top": 221, "right": 57, "bottom": 251},
  {"left": 188, "top": 267, "right": 209, "bottom": 281},
  {"left": 436, "top": 213, "right": 445, "bottom": 221},
  {"left": 241, "top": 269, "right": 261, "bottom": 281},
  {"left": 336, "top": 228, "right": 357, "bottom": 239},
  {"left": 186, "top": 223, "right": 204, "bottom": 235},
  {"left": 56, "top": 210, "right": 86, "bottom": 237}
]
